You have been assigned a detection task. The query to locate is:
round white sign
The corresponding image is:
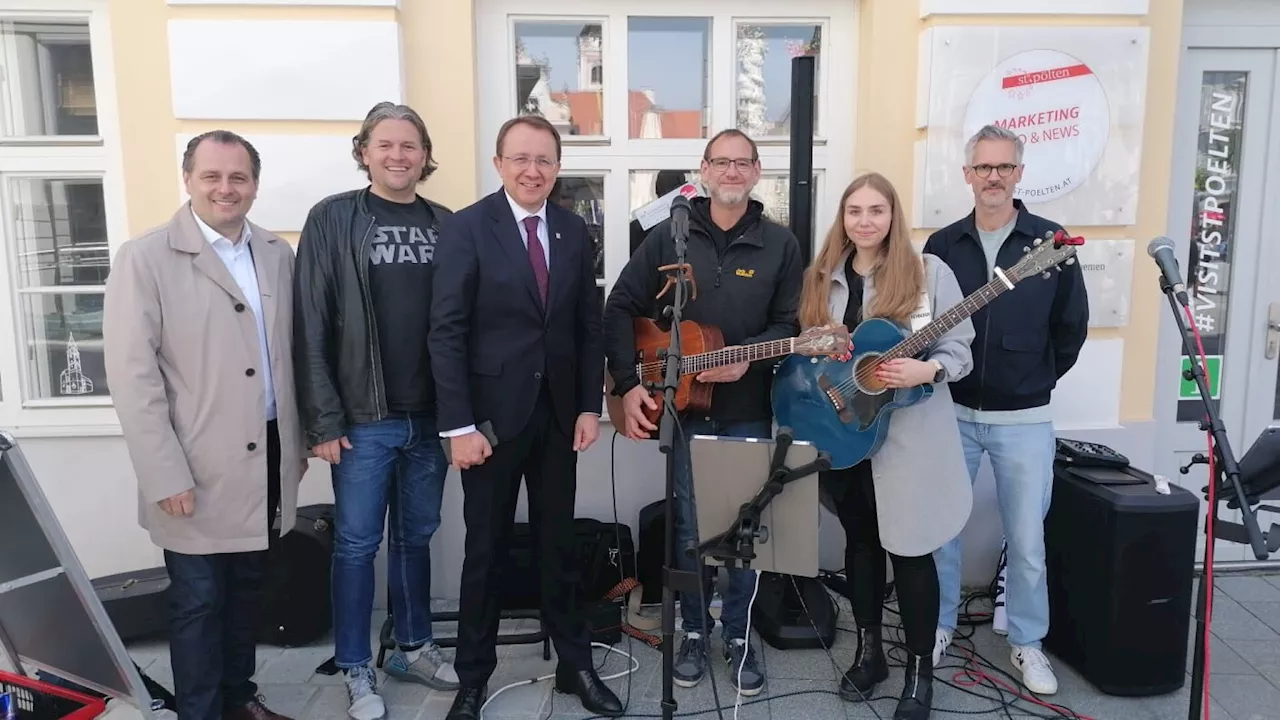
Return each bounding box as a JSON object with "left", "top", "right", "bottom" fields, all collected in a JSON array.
[{"left": 962, "top": 49, "right": 1110, "bottom": 204}]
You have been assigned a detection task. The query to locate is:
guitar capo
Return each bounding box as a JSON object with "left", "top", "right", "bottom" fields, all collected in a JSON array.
[{"left": 655, "top": 263, "right": 698, "bottom": 301}]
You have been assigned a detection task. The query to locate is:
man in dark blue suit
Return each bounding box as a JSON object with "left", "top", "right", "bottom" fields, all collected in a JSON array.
[{"left": 429, "top": 115, "right": 621, "bottom": 720}]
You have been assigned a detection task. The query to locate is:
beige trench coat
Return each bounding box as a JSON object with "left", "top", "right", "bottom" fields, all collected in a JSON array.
[
  {"left": 823, "top": 251, "right": 976, "bottom": 557},
  {"left": 103, "top": 204, "right": 307, "bottom": 555}
]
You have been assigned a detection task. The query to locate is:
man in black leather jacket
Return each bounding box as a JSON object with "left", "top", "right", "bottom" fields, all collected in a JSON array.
[{"left": 293, "top": 102, "right": 458, "bottom": 720}]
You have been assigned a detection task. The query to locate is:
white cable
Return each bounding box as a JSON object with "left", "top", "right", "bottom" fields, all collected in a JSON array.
[
  {"left": 734, "top": 568, "right": 762, "bottom": 720},
  {"left": 478, "top": 639, "right": 640, "bottom": 717}
]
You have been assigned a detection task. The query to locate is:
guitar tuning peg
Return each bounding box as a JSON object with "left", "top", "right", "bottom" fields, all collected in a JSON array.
[
  {"left": 1042, "top": 271, "right": 1051, "bottom": 279},
  {"left": 1055, "top": 266, "right": 1062, "bottom": 272},
  {"left": 1022, "top": 246, "right": 1031, "bottom": 253},
  {"left": 1033, "top": 237, "right": 1043, "bottom": 246},
  {"left": 1065, "top": 257, "right": 1075, "bottom": 265}
]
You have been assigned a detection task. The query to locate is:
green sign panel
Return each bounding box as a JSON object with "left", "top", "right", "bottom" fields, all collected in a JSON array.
[{"left": 1179, "top": 355, "right": 1222, "bottom": 400}]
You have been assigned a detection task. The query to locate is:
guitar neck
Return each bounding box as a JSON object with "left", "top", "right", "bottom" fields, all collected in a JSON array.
[
  {"left": 682, "top": 338, "right": 795, "bottom": 375},
  {"left": 883, "top": 274, "right": 1014, "bottom": 361}
]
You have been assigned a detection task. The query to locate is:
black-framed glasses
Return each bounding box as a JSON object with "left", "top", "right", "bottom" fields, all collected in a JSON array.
[
  {"left": 970, "top": 163, "right": 1019, "bottom": 178},
  {"left": 705, "top": 157, "right": 756, "bottom": 173}
]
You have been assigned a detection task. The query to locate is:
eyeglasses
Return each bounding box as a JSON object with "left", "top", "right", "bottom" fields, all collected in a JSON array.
[
  {"left": 970, "top": 163, "right": 1019, "bottom": 178},
  {"left": 502, "top": 155, "right": 558, "bottom": 170},
  {"left": 705, "top": 157, "right": 756, "bottom": 173}
]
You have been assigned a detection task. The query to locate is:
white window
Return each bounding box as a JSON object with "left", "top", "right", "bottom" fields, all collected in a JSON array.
[
  {"left": 0, "top": 0, "right": 127, "bottom": 434},
  {"left": 476, "top": 0, "right": 858, "bottom": 312}
]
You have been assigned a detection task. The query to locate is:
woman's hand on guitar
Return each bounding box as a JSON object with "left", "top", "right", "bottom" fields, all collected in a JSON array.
[
  {"left": 874, "top": 358, "right": 935, "bottom": 389},
  {"left": 622, "top": 385, "right": 659, "bottom": 440}
]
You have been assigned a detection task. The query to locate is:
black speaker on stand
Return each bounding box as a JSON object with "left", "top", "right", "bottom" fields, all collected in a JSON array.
[{"left": 789, "top": 53, "right": 816, "bottom": 266}]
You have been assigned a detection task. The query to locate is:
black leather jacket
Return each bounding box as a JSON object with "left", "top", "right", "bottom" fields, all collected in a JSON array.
[{"left": 292, "top": 187, "right": 452, "bottom": 447}]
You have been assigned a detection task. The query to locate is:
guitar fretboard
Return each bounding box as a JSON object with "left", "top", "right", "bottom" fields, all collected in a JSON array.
[
  {"left": 881, "top": 273, "right": 1015, "bottom": 361},
  {"left": 682, "top": 338, "right": 796, "bottom": 374}
]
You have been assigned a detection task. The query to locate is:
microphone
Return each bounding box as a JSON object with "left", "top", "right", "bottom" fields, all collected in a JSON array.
[
  {"left": 1147, "top": 236, "right": 1189, "bottom": 307},
  {"left": 669, "top": 194, "right": 691, "bottom": 242}
]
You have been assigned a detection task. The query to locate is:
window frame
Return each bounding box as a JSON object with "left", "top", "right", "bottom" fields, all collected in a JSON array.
[
  {"left": 0, "top": 0, "right": 128, "bottom": 435},
  {"left": 477, "top": 0, "right": 857, "bottom": 417}
]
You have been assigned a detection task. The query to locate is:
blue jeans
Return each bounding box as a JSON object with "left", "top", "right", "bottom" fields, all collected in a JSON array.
[
  {"left": 673, "top": 417, "right": 771, "bottom": 642},
  {"left": 933, "top": 419, "right": 1055, "bottom": 648},
  {"left": 331, "top": 414, "right": 447, "bottom": 668}
]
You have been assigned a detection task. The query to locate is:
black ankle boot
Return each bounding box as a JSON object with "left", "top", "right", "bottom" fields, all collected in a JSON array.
[
  {"left": 839, "top": 626, "right": 888, "bottom": 702},
  {"left": 894, "top": 653, "right": 933, "bottom": 720}
]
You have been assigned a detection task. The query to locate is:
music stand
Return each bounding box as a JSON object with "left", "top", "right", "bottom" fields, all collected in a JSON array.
[{"left": 688, "top": 428, "right": 827, "bottom": 575}]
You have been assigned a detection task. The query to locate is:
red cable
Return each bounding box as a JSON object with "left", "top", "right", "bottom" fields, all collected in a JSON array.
[
  {"left": 1183, "top": 303, "right": 1215, "bottom": 720},
  {"left": 950, "top": 645, "right": 1095, "bottom": 720}
]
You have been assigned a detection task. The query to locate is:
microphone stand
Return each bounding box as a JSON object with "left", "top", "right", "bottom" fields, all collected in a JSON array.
[
  {"left": 1159, "top": 276, "right": 1268, "bottom": 720},
  {"left": 658, "top": 213, "right": 691, "bottom": 720}
]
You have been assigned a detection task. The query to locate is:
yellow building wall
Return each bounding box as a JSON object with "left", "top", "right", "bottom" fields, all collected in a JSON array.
[{"left": 108, "top": 0, "right": 1181, "bottom": 425}]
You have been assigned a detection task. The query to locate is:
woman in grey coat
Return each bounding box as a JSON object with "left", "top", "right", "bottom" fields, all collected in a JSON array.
[{"left": 796, "top": 172, "right": 975, "bottom": 720}]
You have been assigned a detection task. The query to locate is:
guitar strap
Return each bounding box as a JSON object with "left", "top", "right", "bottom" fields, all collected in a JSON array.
[{"left": 909, "top": 257, "right": 933, "bottom": 332}]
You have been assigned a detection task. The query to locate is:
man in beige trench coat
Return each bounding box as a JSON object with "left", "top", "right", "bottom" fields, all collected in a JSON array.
[{"left": 104, "top": 130, "right": 307, "bottom": 720}]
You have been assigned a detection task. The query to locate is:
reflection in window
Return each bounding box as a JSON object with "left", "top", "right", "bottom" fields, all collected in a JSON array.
[
  {"left": 550, "top": 176, "right": 605, "bottom": 278},
  {"left": 514, "top": 22, "right": 605, "bottom": 136},
  {"left": 14, "top": 179, "right": 109, "bottom": 287},
  {"left": 735, "top": 23, "right": 821, "bottom": 138},
  {"left": 11, "top": 178, "right": 110, "bottom": 399},
  {"left": 1, "top": 21, "right": 98, "bottom": 136},
  {"left": 627, "top": 18, "right": 710, "bottom": 139},
  {"left": 21, "top": 291, "right": 108, "bottom": 399}
]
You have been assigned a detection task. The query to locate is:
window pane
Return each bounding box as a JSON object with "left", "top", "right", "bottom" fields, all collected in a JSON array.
[
  {"left": 756, "top": 174, "right": 820, "bottom": 245},
  {"left": 1, "top": 21, "right": 98, "bottom": 136},
  {"left": 550, "top": 175, "right": 605, "bottom": 278},
  {"left": 20, "top": 291, "right": 108, "bottom": 399},
  {"left": 1179, "top": 70, "right": 1247, "bottom": 423},
  {"left": 627, "top": 18, "right": 709, "bottom": 139},
  {"left": 13, "top": 178, "right": 109, "bottom": 289},
  {"left": 515, "top": 22, "right": 605, "bottom": 136},
  {"left": 735, "top": 23, "right": 821, "bottom": 138}
]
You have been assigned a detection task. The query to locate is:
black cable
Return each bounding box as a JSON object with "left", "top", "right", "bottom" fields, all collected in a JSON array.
[{"left": 595, "top": 432, "right": 1090, "bottom": 720}]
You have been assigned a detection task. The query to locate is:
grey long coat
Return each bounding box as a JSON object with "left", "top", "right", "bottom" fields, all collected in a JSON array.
[
  {"left": 824, "top": 251, "right": 976, "bottom": 557},
  {"left": 103, "top": 204, "right": 307, "bottom": 556}
]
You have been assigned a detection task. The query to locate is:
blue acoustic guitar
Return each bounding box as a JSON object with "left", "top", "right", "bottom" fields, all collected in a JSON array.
[{"left": 772, "top": 230, "right": 1085, "bottom": 470}]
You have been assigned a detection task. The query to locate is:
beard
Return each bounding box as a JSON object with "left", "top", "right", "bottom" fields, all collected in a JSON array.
[{"left": 712, "top": 187, "right": 749, "bottom": 205}]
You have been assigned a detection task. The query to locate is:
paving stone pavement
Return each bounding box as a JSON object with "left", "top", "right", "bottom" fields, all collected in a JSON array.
[{"left": 119, "top": 573, "right": 1280, "bottom": 719}]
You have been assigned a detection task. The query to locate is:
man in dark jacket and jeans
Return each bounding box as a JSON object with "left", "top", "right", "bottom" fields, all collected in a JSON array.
[
  {"left": 604, "top": 129, "right": 803, "bottom": 697},
  {"left": 293, "top": 102, "right": 458, "bottom": 720},
  {"left": 925, "top": 124, "right": 1089, "bottom": 697}
]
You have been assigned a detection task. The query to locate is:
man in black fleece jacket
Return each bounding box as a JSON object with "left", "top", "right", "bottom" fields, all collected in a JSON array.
[{"left": 604, "top": 129, "right": 802, "bottom": 697}]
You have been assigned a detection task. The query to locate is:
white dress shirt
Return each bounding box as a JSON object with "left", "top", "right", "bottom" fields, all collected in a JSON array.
[{"left": 191, "top": 208, "right": 277, "bottom": 422}]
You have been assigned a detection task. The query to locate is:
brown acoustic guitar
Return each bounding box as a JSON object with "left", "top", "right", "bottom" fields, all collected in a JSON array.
[{"left": 604, "top": 318, "right": 850, "bottom": 431}]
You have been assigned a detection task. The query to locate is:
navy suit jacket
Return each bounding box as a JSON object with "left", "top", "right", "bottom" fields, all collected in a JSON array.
[{"left": 429, "top": 189, "right": 604, "bottom": 443}]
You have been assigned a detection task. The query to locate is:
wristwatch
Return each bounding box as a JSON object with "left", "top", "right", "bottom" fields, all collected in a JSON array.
[{"left": 930, "top": 359, "right": 946, "bottom": 384}]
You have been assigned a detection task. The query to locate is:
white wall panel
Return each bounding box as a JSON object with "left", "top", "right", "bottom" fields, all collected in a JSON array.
[
  {"left": 1052, "top": 337, "right": 1124, "bottom": 428},
  {"left": 168, "top": 19, "right": 403, "bottom": 120},
  {"left": 176, "top": 133, "right": 367, "bottom": 233},
  {"left": 920, "top": 0, "right": 1149, "bottom": 16}
]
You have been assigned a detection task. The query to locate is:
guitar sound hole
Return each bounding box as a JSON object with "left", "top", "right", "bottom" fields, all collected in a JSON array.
[{"left": 852, "top": 354, "right": 888, "bottom": 395}]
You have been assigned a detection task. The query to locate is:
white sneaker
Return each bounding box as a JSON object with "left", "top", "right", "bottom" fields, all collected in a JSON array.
[
  {"left": 344, "top": 664, "right": 387, "bottom": 720},
  {"left": 1011, "top": 646, "right": 1059, "bottom": 695},
  {"left": 932, "top": 627, "right": 953, "bottom": 665}
]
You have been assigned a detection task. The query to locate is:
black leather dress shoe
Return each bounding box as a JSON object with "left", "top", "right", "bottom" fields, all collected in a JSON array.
[
  {"left": 445, "top": 685, "right": 486, "bottom": 720},
  {"left": 554, "top": 665, "right": 623, "bottom": 717}
]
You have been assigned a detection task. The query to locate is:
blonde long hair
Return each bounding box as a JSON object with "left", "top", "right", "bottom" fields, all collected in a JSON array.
[{"left": 797, "top": 172, "right": 924, "bottom": 329}]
